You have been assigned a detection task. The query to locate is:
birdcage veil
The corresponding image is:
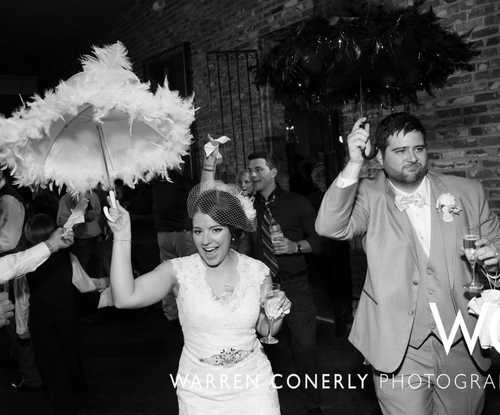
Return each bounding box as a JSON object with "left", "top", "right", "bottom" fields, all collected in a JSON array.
[{"left": 187, "top": 181, "right": 256, "bottom": 232}]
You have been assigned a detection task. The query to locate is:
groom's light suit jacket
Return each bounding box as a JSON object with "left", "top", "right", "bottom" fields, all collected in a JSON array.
[{"left": 315, "top": 170, "right": 500, "bottom": 373}]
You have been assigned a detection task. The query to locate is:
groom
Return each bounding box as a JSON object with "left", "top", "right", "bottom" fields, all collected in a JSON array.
[{"left": 315, "top": 112, "right": 500, "bottom": 415}]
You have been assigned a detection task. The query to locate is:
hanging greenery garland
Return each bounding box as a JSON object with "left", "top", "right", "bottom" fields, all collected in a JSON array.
[{"left": 255, "top": 0, "right": 479, "bottom": 112}]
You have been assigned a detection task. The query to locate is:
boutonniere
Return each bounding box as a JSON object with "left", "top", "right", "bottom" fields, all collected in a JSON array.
[{"left": 435, "top": 193, "right": 462, "bottom": 222}]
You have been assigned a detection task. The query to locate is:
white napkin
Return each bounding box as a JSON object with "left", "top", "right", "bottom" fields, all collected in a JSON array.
[
  {"left": 71, "top": 254, "right": 96, "bottom": 293},
  {"left": 204, "top": 134, "right": 231, "bottom": 159},
  {"left": 468, "top": 290, "right": 500, "bottom": 349},
  {"left": 63, "top": 197, "right": 87, "bottom": 235}
]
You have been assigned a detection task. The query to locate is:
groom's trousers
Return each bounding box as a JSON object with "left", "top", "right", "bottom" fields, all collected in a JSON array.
[{"left": 373, "top": 334, "right": 485, "bottom": 415}]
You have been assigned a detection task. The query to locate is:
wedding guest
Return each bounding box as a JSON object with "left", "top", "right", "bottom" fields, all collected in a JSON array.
[
  {"left": 0, "top": 169, "right": 41, "bottom": 391},
  {"left": 247, "top": 151, "right": 324, "bottom": 415},
  {"left": 57, "top": 190, "right": 104, "bottom": 277},
  {"left": 236, "top": 169, "right": 254, "bottom": 197},
  {"left": 315, "top": 112, "right": 500, "bottom": 415},
  {"left": 0, "top": 293, "right": 14, "bottom": 328},
  {"left": 307, "top": 163, "right": 353, "bottom": 337},
  {"left": 25, "top": 213, "right": 112, "bottom": 415},
  {"left": 0, "top": 228, "right": 74, "bottom": 286},
  {"left": 0, "top": 224, "right": 73, "bottom": 396}
]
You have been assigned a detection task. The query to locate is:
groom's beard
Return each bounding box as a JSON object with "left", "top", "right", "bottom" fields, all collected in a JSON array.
[{"left": 386, "top": 163, "right": 428, "bottom": 186}]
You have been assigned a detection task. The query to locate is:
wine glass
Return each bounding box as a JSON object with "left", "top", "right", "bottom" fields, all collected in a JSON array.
[
  {"left": 260, "top": 282, "right": 281, "bottom": 345},
  {"left": 463, "top": 227, "right": 484, "bottom": 293}
]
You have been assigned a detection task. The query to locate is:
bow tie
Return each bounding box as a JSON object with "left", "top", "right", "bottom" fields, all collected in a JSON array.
[{"left": 394, "top": 193, "right": 425, "bottom": 211}]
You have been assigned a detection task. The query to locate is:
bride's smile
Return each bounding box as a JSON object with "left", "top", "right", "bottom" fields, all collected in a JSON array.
[{"left": 192, "top": 212, "right": 232, "bottom": 267}]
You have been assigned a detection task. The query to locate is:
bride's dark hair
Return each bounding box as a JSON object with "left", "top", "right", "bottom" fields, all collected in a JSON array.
[
  {"left": 192, "top": 189, "right": 247, "bottom": 240},
  {"left": 187, "top": 184, "right": 255, "bottom": 233}
]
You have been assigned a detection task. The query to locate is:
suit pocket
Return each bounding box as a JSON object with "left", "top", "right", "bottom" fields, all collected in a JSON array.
[{"left": 362, "top": 288, "right": 378, "bottom": 305}]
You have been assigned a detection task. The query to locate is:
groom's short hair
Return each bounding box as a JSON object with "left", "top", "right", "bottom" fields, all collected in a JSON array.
[{"left": 375, "top": 112, "right": 426, "bottom": 154}]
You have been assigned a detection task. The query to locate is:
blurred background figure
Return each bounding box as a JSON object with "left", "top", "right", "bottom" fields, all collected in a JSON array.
[
  {"left": 236, "top": 169, "right": 254, "bottom": 197},
  {"left": 0, "top": 169, "right": 43, "bottom": 392},
  {"left": 307, "top": 162, "right": 353, "bottom": 337},
  {"left": 152, "top": 169, "right": 196, "bottom": 321},
  {"left": 25, "top": 213, "right": 112, "bottom": 415},
  {"left": 57, "top": 190, "right": 104, "bottom": 279}
]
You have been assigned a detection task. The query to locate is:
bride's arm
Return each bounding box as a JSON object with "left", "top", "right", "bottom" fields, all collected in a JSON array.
[
  {"left": 200, "top": 150, "right": 217, "bottom": 186},
  {"left": 112, "top": 255, "right": 176, "bottom": 309},
  {"left": 107, "top": 200, "right": 176, "bottom": 308}
]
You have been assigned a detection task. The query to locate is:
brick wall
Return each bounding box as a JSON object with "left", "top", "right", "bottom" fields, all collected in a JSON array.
[
  {"left": 107, "top": 0, "right": 317, "bottom": 179},
  {"left": 342, "top": 0, "right": 500, "bottom": 215},
  {"left": 107, "top": 0, "right": 500, "bottom": 212}
]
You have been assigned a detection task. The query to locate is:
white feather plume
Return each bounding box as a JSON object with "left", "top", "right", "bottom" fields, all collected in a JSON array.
[{"left": 0, "top": 42, "right": 195, "bottom": 194}]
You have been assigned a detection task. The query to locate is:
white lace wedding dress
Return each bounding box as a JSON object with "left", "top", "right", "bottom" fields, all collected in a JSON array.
[{"left": 171, "top": 251, "right": 280, "bottom": 415}]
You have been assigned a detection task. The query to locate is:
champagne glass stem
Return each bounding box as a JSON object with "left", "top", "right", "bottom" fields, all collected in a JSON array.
[
  {"left": 472, "top": 259, "right": 477, "bottom": 284},
  {"left": 267, "top": 318, "right": 274, "bottom": 342}
]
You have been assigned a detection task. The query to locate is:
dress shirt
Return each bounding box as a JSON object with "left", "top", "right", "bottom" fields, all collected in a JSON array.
[
  {"left": 389, "top": 178, "right": 431, "bottom": 257},
  {"left": 0, "top": 243, "right": 51, "bottom": 284},
  {"left": 252, "top": 186, "right": 323, "bottom": 280},
  {"left": 336, "top": 170, "right": 431, "bottom": 256},
  {"left": 0, "top": 194, "right": 25, "bottom": 252}
]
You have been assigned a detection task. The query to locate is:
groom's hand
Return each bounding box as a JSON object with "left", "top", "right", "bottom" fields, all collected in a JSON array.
[
  {"left": 347, "top": 117, "right": 371, "bottom": 164},
  {"left": 475, "top": 238, "right": 499, "bottom": 270}
]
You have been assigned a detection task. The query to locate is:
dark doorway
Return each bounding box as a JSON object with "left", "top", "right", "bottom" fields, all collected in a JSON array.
[
  {"left": 284, "top": 107, "right": 346, "bottom": 196},
  {"left": 143, "top": 43, "right": 199, "bottom": 181}
]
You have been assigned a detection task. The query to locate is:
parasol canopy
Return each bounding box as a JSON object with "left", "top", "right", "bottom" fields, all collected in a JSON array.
[{"left": 0, "top": 41, "right": 195, "bottom": 195}]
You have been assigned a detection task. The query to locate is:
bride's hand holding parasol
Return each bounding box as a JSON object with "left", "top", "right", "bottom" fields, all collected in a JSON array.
[{"left": 105, "top": 198, "right": 131, "bottom": 242}]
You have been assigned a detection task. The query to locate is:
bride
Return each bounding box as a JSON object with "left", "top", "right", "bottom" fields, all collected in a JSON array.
[{"left": 107, "top": 178, "right": 291, "bottom": 414}]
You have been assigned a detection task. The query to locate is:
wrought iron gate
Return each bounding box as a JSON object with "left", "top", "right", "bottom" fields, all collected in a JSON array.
[{"left": 206, "top": 50, "right": 263, "bottom": 179}]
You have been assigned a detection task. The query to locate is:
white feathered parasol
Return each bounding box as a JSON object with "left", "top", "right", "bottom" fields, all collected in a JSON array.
[{"left": 0, "top": 42, "right": 195, "bottom": 198}]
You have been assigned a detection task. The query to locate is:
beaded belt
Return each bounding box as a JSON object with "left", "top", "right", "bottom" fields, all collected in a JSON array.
[{"left": 199, "top": 347, "right": 254, "bottom": 367}]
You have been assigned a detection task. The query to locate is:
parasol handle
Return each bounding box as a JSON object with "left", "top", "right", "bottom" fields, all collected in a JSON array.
[{"left": 103, "top": 190, "right": 117, "bottom": 222}]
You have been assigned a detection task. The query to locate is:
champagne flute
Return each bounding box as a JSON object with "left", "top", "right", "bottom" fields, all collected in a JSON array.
[
  {"left": 463, "top": 227, "right": 484, "bottom": 293},
  {"left": 260, "top": 282, "right": 281, "bottom": 345}
]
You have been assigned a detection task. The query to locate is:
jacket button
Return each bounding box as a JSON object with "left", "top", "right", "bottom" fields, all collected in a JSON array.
[
  {"left": 409, "top": 310, "right": 415, "bottom": 316},
  {"left": 412, "top": 280, "right": 419, "bottom": 286}
]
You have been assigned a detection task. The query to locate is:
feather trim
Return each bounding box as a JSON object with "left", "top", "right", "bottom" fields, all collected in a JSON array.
[{"left": 0, "top": 42, "right": 195, "bottom": 194}]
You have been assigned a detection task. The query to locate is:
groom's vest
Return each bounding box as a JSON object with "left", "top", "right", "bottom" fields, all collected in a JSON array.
[{"left": 408, "top": 215, "right": 458, "bottom": 348}]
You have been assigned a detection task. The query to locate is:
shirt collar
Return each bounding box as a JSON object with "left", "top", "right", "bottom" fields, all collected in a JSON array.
[
  {"left": 256, "top": 184, "right": 282, "bottom": 206},
  {"left": 389, "top": 176, "right": 430, "bottom": 204}
]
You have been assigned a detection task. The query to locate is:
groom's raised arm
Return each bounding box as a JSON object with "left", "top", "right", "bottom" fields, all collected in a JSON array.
[
  {"left": 315, "top": 118, "right": 371, "bottom": 240},
  {"left": 315, "top": 164, "right": 369, "bottom": 240}
]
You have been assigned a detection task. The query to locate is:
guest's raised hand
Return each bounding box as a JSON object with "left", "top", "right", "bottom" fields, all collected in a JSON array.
[
  {"left": 347, "top": 117, "right": 371, "bottom": 164},
  {"left": 45, "top": 228, "right": 74, "bottom": 253},
  {"left": 106, "top": 198, "right": 131, "bottom": 240}
]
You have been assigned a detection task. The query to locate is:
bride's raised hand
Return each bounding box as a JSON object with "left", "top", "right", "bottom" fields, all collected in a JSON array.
[
  {"left": 106, "top": 198, "right": 131, "bottom": 240},
  {"left": 205, "top": 134, "right": 230, "bottom": 166}
]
